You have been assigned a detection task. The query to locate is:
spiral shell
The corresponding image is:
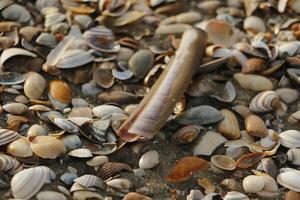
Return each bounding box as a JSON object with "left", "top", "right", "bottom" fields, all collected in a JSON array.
[{"left": 249, "top": 91, "right": 280, "bottom": 113}]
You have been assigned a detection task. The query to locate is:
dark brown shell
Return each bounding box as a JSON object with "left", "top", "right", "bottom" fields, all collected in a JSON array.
[
  {"left": 235, "top": 152, "right": 266, "bottom": 169},
  {"left": 96, "top": 162, "right": 131, "bottom": 180}
]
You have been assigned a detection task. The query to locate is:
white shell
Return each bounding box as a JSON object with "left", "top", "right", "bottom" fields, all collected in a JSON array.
[
  {"left": 259, "top": 129, "right": 278, "bottom": 149},
  {"left": 278, "top": 42, "right": 300, "bottom": 57},
  {"left": 74, "top": 174, "right": 105, "bottom": 189},
  {"left": 106, "top": 178, "right": 132, "bottom": 190},
  {"left": 242, "top": 175, "right": 264, "bottom": 193},
  {"left": 223, "top": 191, "right": 249, "bottom": 200},
  {"left": 92, "top": 105, "right": 124, "bottom": 118},
  {"left": 68, "top": 148, "right": 93, "bottom": 158},
  {"left": 36, "top": 191, "right": 67, "bottom": 200},
  {"left": 86, "top": 156, "right": 109, "bottom": 167},
  {"left": 0, "top": 48, "right": 36, "bottom": 67},
  {"left": 11, "top": 166, "right": 55, "bottom": 199},
  {"left": 139, "top": 150, "right": 159, "bottom": 169},
  {"left": 56, "top": 49, "right": 94, "bottom": 69},
  {"left": 243, "top": 16, "right": 266, "bottom": 34},
  {"left": 60, "top": 135, "right": 82, "bottom": 151},
  {"left": 287, "top": 148, "right": 300, "bottom": 166},
  {"left": 277, "top": 170, "right": 300, "bottom": 192},
  {"left": 249, "top": 91, "right": 279, "bottom": 113},
  {"left": 279, "top": 130, "right": 300, "bottom": 148}
]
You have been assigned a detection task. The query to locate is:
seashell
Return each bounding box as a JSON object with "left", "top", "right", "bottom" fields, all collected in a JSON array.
[
  {"left": 74, "top": 175, "right": 105, "bottom": 190},
  {"left": 56, "top": 49, "right": 94, "bottom": 69},
  {"left": 197, "top": 178, "right": 215, "bottom": 194},
  {"left": 277, "top": 170, "right": 300, "bottom": 192},
  {"left": 285, "top": 190, "right": 300, "bottom": 200},
  {"left": 217, "top": 109, "right": 240, "bottom": 140},
  {"left": 220, "top": 179, "right": 243, "bottom": 192},
  {"left": 139, "top": 150, "right": 159, "bottom": 169},
  {"left": 0, "top": 0, "right": 14, "bottom": 10},
  {"left": 129, "top": 49, "right": 155, "bottom": 79},
  {"left": 24, "top": 72, "right": 46, "bottom": 100},
  {"left": 30, "top": 136, "right": 66, "bottom": 159},
  {"left": 97, "top": 91, "right": 138, "bottom": 105},
  {"left": 93, "top": 62, "right": 115, "bottom": 89},
  {"left": 2, "top": 4, "right": 32, "bottom": 23},
  {"left": 60, "top": 135, "right": 82, "bottom": 151},
  {"left": 112, "top": 69, "right": 134, "bottom": 80},
  {"left": 36, "top": 191, "right": 67, "bottom": 200},
  {"left": 7, "top": 136, "right": 32, "bottom": 157},
  {"left": 27, "top": 124, "right": 48, "bottom": 139},
  {"left": 68, "top": 117, "right": 92, "bottom": 127},
  {"left": 0, "top": 72, "right": 25, "bottom": 85},
  {"left": 29, "top": 105, "right": 52, "bottom": 112},
  {"left": 211, "top": 81, "right": 236, "bottom": 103},
  {"left": 245, "top": 114, "right": 268, "bottom": 138},
  {"left": 232, "top": 105, "right": 252, "bottom": 119},
  {"left": 11, "top": 166, "right": 55, "bottom": 199},
  {"left": 123, "top": 192, "right": 152, "bottom": 200},
  {"left": 68, "top": 107, "right": 93, "bottom": 118},
  {"left": 171, "top": 125, "right": 202, "bottom": 144},
  {"left": 36, "top": 32, "right": 57, "bottom": 47},
  {"left": 19, "top": 26, "right": 42, "bottom": 42},
  {"left": 97, "top": 162, "right": 131, "bottom": 180},
  {"left": 92, "top": 105, "right": 123, "bottom": 118},
  {"left": 36, "top": 0, "right": 59, "bottom": 10},
  {"left": 0, "top": 48, "right": 36, "bottom": 67},
  {"left": 7, "top": 115, "right": 29, "bottom": 132},
  {"left": 48, "top": 80, "right": 72, "bottom": 110},
  {"left": 287, "top": 148, "right": 300, "bottom": 166},
  {"left": 86, "top": 156, "right": 109, "bottom": 167},
  {"left": 0, "top": 21, "right": 20, "bottom": 33},
  {"left": 223, "top": 191, "right": 249, "bottom": 200},
  {"left": 225, "top": 146, "right": 249, "bottom": 161},
  {"left": 0, "top": 36, "right": 15, "bottom": 50},
  {"left": 234, "top": 73, "right": 273, "bottom": 91},
  {"left": 279, "top": 42, "right": 300, "bottom": 57},
  {"left": 243, "top": 175, "right": 265, "bottom": 193},
  {"left": 255, "top": 174, "right": 278, "bottom": 197},
  {"left": 68, "top": 148, "right": 93, "bottom": 158},
  {"left": 193, "top": 131, "right": 227, "bottom": 156},
  {"left": 235, "top": 152, "right": 266, "bottom": 169},
  {"left": 211, "top": 155, "right": 236, "bottom": 171},
  {"left": 260, "top": 129, "right": 279, "bottom": 149},
  {"left": 155, "top": 23, "right": 192, "bottom": 35},
  {"left": 44, "top": 12, "right": 66, "bottom": 31},
  {"left": 287, "top": 68, "right": 300, "bottom": 84},
  {"left": 72, "top": 190, "right": 103, "bottom": 200},
  {"left": 249, "top": 90, "right": 281, "bottom": 113},
  {"left": 60, "top": 172, "right": 78, "bottom": 186},
  {"left": 175, "top": 105, "right": 224, "bottom": 126},
  {"left": 74, "top": 15, "right": 92, "bottom": 29},
  {"left": 49, "top": 117, "right": 78, "bottom": 133},
  {"left": 113, "top": 11, "right": 146, "bottom": 27},
  {"left": 186, "top": 189, "right": 204, "bottom": 200},
  {"left": 0, "top": 129, "right": 20, "bottom": 146},
  {"left": 275, "top": 88, "right": 299, "bottom": 104},
  {"left": 242, "top": 58, "right": 268, "bottom": 74},
  {"left": 106, "top": 178, "right": 132, "bottom": 191},
  {"left": 0, "top": 153, "right": 22, "bottom": 174},
  {"left": 279, "top": 130, "right": 300, "bottom": 148},
  {"left": 259, "top": 158, "right": 278, "bottom": 179},
  {"left": 243, "top": 16, "right": 266, "bottom": 35}
]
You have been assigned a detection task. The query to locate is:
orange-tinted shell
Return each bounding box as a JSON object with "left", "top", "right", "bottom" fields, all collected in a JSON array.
[
  {"left": 49, "top": 80, "right": 72, "bottom": 104},
  {"left": 165, "top": 156, "right": 208, "bottom": 183},
  {"left": 235, "top": 152, "right": 266, "bottom": 169},
  {"left": 285, "top": 190, "right": 300, "bottom": 200}
]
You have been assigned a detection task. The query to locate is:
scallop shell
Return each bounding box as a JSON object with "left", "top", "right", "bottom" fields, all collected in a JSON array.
[
  {"left": 139, "top": 150, "right": 160, "bottom": 169},
  {"left": 56, "top": 49, "right": 94, "bottom": 69},
  {"left": 24, "top": 72, "right": 46, "bottom": 100},
  {"left": 223, "top": 191, "right": 249, "bottom": 200},
  {"left": 11, "top": 166, "right": 55, "bottom": 199},
  {"left": 245, "top": 114, "right": 268, "bottom": 138},
  {"left": 30, "top": 136, "right": 66, "bottom": 159},
  {"left": 249, "top": 90, "right": 280, "bottom": 113},
  {"left": 106, "top": 178, "right": 132, "bottom": 191},
  {"left": 68, "top": 148, "right": 93, "bottom": 158},
  {"left": 96, "top": 162, "right": 131, "bottom": 180},
  {"left": 36, "top": 191, "right": 66, "bottom": 200},
  {"left": 279, "top": 130, "right": 300, "bottom": 148},
  {"left": 277, "top": 170, "right": 300, "bottom": 192},
  {"left": 217, "top": 109, "right": 240, "bottom": 140},
  {"left": 287, "top": 148, "right": 300, "bottom": 166},
  {"left": 74, "top": 175, "right": 105, "bottom": 190},
  {"left": 0, "top": 128, "right": 20, "bottom": 146},
  {"left": 86, "top": 156, "right": 109, "bottom": 167},
  {"left": 7, "top": 136, "right": 32, "bottom": 157},
  {"left": 0, "top": 48, "right": 36, "bottom": 67},
  {"left": 211, "top": 155, "right": 236, "bottom": 171}
]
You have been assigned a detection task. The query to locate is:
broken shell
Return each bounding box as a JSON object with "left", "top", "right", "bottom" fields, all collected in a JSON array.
[
  {"left": 0, "top": 72, "right": 25, "bottom": 85},
  {"left": 19, "top": 26, "right": 42, "bottom": 42},
  {"left": 0, "top": 36, "right": 15, "bottom": 50},
  {"left": 243, "top": 175, "right": 265, "bottom": 193},
  {"left": 24, "top": 72, "right": 46, "bottom": 100},
  {"left": 259, "top": 158, "right": 278, "bottom": 179},
  {"left": 0, "top": 128, "right": 20, "bottom": 146},
  {"left": 193, "top": 131, "right": 227, "bottom": 156},
  {"left": 279, "top": 130, "right": 300, "bottom": 148},
  {"left": 106, "top": 178, "right": 132, "bottom": 191},
  {"left": 235, "top": 152, "right": 266, "bottom": 169},
  {"left": 243, "top": 16, "right": 266, "bottom": 35},
  {"left": 139, "top": 150, "right": 159, "bottom": 169},
  {"left": 49, "top": 80, "right": 72, "bottom": 109},
  {"left": 234, "top": 73, "right": 273, "bottom": 91},
  {"left": 129, "top": 49, "right": 154, "bottom": 79},
  {"left": 68, "top": 148, "right": 93, "bottom": 158},
  {"left": 217, "top": 109, "right": 240, "bottom": 140},
  {"left": 7, "top": 136, "right": 32, "bottom": 157},
  {"left": 0, "top": 48, "right": 36, "bottom": 67},
  {"left": 277, "top": 170, "right": 300, "bottom": 192},
  {"left": 260, "top": 129, "right": 279, "bottom": 149},
  {"left": 86, "top": 156, "right": 109, "bottom": 167},
  {"left": 287, "top": 148, "right": 300, "bottom": 166},
  {"left": 211, "top": 81, "right": 236, "bottom": 103},
  {"left": 197, "top": 178, "right": 215, "bottom": 194},
  {"left": 11, "top": 166, "right": 55, "bottom": 199},
  {"left": 175, "top": 105, "right": 224, "bottom": 125},
  {"left": 245, "top": 114, "right": 268, "bottom": 138},
  {"left": 232, "top": 105, "right": 252, "bottom": 118},
  {"left": 223, "top": 191, "right": 249, "bottom": 200},
  {"left": 249, "top": 90, "right": 280, "bottom": 113},
  {"left": 36, "top": 191, "right": 67, "bottom": 200},
  {"left": 2, "top": 102, "right": 28, "bottom": 115},
  {"left": 74, "top": 175, "right": 105, "bottom": 189},
  {"left": 165, "top": 156, "right": 208, "bottom": 183},
  {"left": 171, "top": 125, "right": 202, "bottom": 144},
  {"left": 93, "top": 62, "right": 115, "bottom": 89},
  {"left": 220, "top": 179, "right": 243, "bottom": 192},
  {"left": 96, "top": 162, "right": 131, "bottom": 180},
  {"left": 60, "top": 135, "right": 82, "bottom": 151},
  {"left": 211, "top": 155, "right": 236, "bottom": 171},
  {"left": 30, "top": 136, "right": 66, "bottom": 159},
  {"left": 57, "top": 49, "right": 94, "bottom": 69},
  {"left": 7, "top": 115, "right": 29, "bottom": 132},
  {"left": 0, "top": 21, "right": 20, "bottom": 32},
  {"left": 275, "top": 88, "right": 299, "bottom": 104},
  {"left": 27, "top": 124, "right": 48, "bottom": 138}
]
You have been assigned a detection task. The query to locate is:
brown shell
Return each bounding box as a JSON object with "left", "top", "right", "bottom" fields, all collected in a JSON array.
[
  {"left": 242, "top": 58, "right": 268, "bottom": 74},
  {"left": 171, "top": 125, "right": 201, "bottom": 144},
  {"left": 96, "top": 162, "right": 131, "bottom": 180},
  {"left": 165, "top": 156, "right": 208, "bottom": 183},
  {"left": 285, "top": 191, "right": 300, "bottom": 200},
  {"left": 49, "top": 80, "right": 72, "bottom": 104},
  {"left": 235, "top": 152, "right": 266, "bottom": 169},
  {"left": 7, "top": 115, "right": 29, "bottom": 132}
]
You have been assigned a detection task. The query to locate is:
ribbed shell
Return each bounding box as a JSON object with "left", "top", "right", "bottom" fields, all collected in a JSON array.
[
  {"left": 249, "top": 91, "right": 279, "bottom": 112},
  {"left": 56, "top": 49, "right": 94, "bottom": 69},
  {"left": 0, "top": 129, "right": 20, "bottom": 146}
]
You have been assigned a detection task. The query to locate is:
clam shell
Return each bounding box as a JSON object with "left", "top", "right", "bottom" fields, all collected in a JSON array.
[
  {"left": 217, "top": 109, "right": 240, "bottom": 140},
  {"left": 96, "top": 162, "right": 131, "bottom": 180},
  {"left": 92, "top": 105, "right": 124, "bottom": 118},
  {"left": 7, "top": 136, "right": 32, "bottom": 157},
  {"left": 27, "top": 124, "right": 48, "bottom": 139},
  {"left": 249, "top": 90, "right": 280, "bottom": 113},
  {"left": 0, "top": 0, "right": 14, "bottom": 10},
  {"left": 56, "top": 49, "right": 94, "bottom": 69},
  {"left": 287, "top": 148, "right": 300, "bottom": 166},
  {"left": 0, "top": 128, "right": 19, "bottom": 146},
  {"left": 48, "top": 80, "right": 72, "bottom": 108},
  {"left": 30, "top": 136, "right": 66, "bottom": 159},
  {"left": 50, "top": 117, "right": 78, "bottom": 133},
  {"left": 260, "top": 129, "right": 279, "bottom": 149},
  {"left": 0, "top": 36, "right": 15, "bottom": 50},
  {"left": 171, "top": 125, "right": 202, "bottom": 144},
  {"left": 129, "top": 49, "right": 154, "bottom": 79},
  {"left": 0, "top": 48, "right": 36, "bottom": 67},
  {"left": 211, "top": 81, "right": 236, "bottom": 103},
  {"left": 175, "top": 105, "right": 224, "bottom": 126},
  {"left": 279, "top": 130, "right": 300, "bottom": 148},
  {"left": 24, "top": 72, "right": 46, "bottom": 100},
  {"left": 220, "top": 179, "right": 243, "bottom": 192},
  {"left": 36, "top": 191, "right": 66, "bottom": 200},
  {"left": 98, "top": 91, "right": 138, "bottom": 105},
  {"left": 278, "top": 42, "right": 300, "bottom": 57},
  {"left": 211, "top": 155, "right": 236, "bottom": 171},
  {"left": 193, "top": 131, "right": 227, "bottom": 156},
  {"left": 11, "top": 166, "right": 55, "bottom": 199},
  {"left": 234, "top": 73, "right": 273, "bottom": 91},
  {"left": 275, "top": 88, "right": 299, "bottom": 104},
  {"left": 232, "top": 105, "right": 252, "bottom": 118},
  {"left": 36, "top": 33, "right": 57, "bottom": 47},
  {"left": 186, "top": 190, "right": 204, "bottom": 200},
  {"left": 242, "top": 58, "right": 268, "bottom": 73},
  {"left": 0, "top": 153, "right": 22, "bottom": 174},
  {"left": 2, "top": 4, "right": 32, "bottom": 23},
  {"left": 235, "top": 152, "right": 266, "bottom": 169},
  {"left": 68, "top": 148, "right": 93, "bottom": 158},
  {"left": 106, "top": 178, "right": 132, "bottom": 191},
  {"left": 86, "top": 156, "right": 109, "bottom": 167},
  {"left": 277, "top": 170, "right": 300, "bottom": 192},
  {"left": 60, "top": 135, "right": 82, "bottom": 151},
  {"left": 243, "top": 16, "right": 266, "bottom": 35},
  {"left": 0, "top": 72, "right": 25, "bottom": 85},
  {"left": 245, "top": 114, "right": 268, "bottom": 138},
  {"left": 243, "top": 175, "right": 265, "bottom": 193},
  {"left": 112, "top": 69, "right": 134, "bottom": 80},
  {"left": 93, "top": 62, "right": 115, "bottom": 89},
  {"left": 29, "top": 105, "right": 52, "bottom": 112},
  {"left": 74, "top": 175, "right": 105, "bottom": 189},
  {"left": 2, "top": 102, "right": 28, "bottom": 115},
  {"left": 223, "top": 191, "right": 249, "bottom": 200},
  {"left": 139, "top": 150, "right": 159, "bottom": 169}
]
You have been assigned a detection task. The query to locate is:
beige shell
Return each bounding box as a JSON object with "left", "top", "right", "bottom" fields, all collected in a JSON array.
[
  {"left": 72, "top": 190, "right": 103, "bottom": 200},
  {"left": 86, "top": 156, "right": 109, "bottom": 167},
  {"left": 245, "top": 114, "right": 268, "bottom": 138},
  {"left": 220, "top": 178, "right": 243, "bottom": 192},
  {"left": 223, "top": 191, "right": 249, "bottom": 200},
  {"left": 232, "top": 105, "right": 252, "bottom": 118},
  {"left": 0, "top": 48, "right": 36, "bottom": 67},
  {"left": 30, "top": 136, "right": 66, "bottom": 159},
  {"left": 139, "top": 150, "right": 160, "bottom": 169},
  {"left": 243, "top": 16, "right": 266, "bottom": 35},
  {"left": 275, "top": 88, "right": 299, "bottom": 104},
  {"left": 106, "top": 178, "right": 132, "bottom": 190},
  {"left": 11, "top": 166, "right": 55, "bottom": 199},
  {"left": 74, "top": 174, "right": 105, "bottom": 189},
  {"left": 234, "top": 73, "right": 273, "bottom": 92},
  {"left": 288, "top": 110, "right": 300, "bottom": 124},
  {"left": 92, "top": 105, "right": 124, "bottom": 118},
  {"left": 2, "top": 103, "right": 28, "bottom": 115},
  {"left": 249, "top": 91, "right": 280, "bottom": 113},
  {"left": 277, "top": 170, "right": 300, "bottom": 192},
  {"left": 26, "top": 124, "right": 48, "bottom": 139},
  {"left": 56, "top": 49, "right": 94, "bottom": 69},
  {"left": 197, "top": 178, "right": 215, "bottom": 194},
  {"left": 287, "top": 148, "right": 300, "bottom": 166},
  {"left": 0, "top": 128, "right": 20, "bottom": 146},
  {"left": 24, "top": 72, "right": 46, "bottom": 100},
  {"left": 243, "top": 175, "right": 265, "bottom": 193},
  {"left": 123, "top": 192, "right": 152, "bottom": 200},
  {"left": 36, "top": 191, "right": 66, "bottom": 200},
  {"left": 279, "top": 130, "right": 300, "bottom": 148},
  {"left": 217, "top": 109, "right": 240, "bottom": 139},
  {"left": 29, "top": 104, "right": 52, "bottom": 112},
  {"left": 68, "top": 148, "right": 93, "bottom": 158},
  {"left": 7, "top": 136, "right": 33, "bottom": 157},
  {"left": 211, "top": 155, "right": 236, "bottom": 171}
]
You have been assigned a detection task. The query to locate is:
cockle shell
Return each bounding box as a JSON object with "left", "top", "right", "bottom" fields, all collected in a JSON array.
[
  {"left": 139, "top": 150, "right": 159, "bottom": 169},
  {"left": 245, "top": 114, "right": 268, "bottom": 138},
  {"left": 74, "top": 175, "right": 105, "bottom": 190},
  {"left": 30, "top": 136, "right": 66, "bottom": 159},
  {"left": 277, "top": 170, "right": 300, "bottom": 192},
  {"left": 24, "top": 72, "right": 46, "bottom": 100},
  {"left": 96, "top": 162, "right": 131, "bottom": 180},
  {"left": 279, "top": 130, "right": 300, "bottom": 148},
  {"left": 287, "top": 149, "right": 300, "bottom": 166},
  {"left": 7, "top": 136, "right": 32, "bottom": 157},
  {"left": 11, "top": 166, "right": 55, "bottom": 199},
  {"left": 249, "top": 91, "right": 280, "bottom": 113},
  {"left": 217, "top": 109, "right": 240, "bottom": 140},
  {"left": 56, "top": 49, "right": 94, "bottom": 69},
  {"left": 223, "top": 191, "right": 249, "bottom": 200},
  {"left": 234, "top": 73, "right": 273, "bottom": 91}
]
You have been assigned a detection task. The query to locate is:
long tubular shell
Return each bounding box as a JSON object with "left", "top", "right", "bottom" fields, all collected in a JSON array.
[{"left": 117, "top": 28, "right": 207, "bottom": 142}]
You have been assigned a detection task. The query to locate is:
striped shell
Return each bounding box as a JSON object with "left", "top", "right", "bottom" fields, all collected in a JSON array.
[
  {"left": 249, "top": 91, "right": 280, "bottom": 113},
  {"left": 74, "top": 174, "right": 105, "bottom": 190},
  {"left": 0, "top": 129, "right": 20, "bottom": 146},
  {"left": 0, "top": 153, "right": 23, "bottom": 174},
  {"left": 56, "top": 49, "right": 94, "bottom": 69},
  {"left": 96, "top": 162, "right": 131, "bottom": 180}
]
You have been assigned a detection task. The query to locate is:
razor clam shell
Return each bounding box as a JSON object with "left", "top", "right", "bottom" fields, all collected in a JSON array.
[
  {"left": 0, "top": 48, "right": 36, "bottom": 67},
  {"left": 11, "top": 166, "right": 55, "bottom": 199},
  {"left": 74, "top": 174, "right": 105, "bottom": 190},
  {"left": 0, "top": 72, "right": 25, "bottom": 85},
  {"left": 56, "top": 49, "right": 94, "bottom": 69},
  {"left": 175, "top": 105, "right": 224, "bottom": 125}
]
